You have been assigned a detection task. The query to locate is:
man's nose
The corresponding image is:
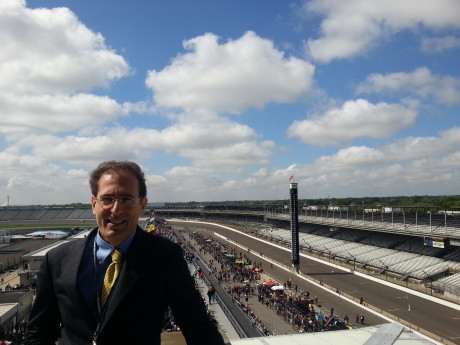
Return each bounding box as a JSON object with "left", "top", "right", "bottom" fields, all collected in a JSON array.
[{"left": 110, "top": 199, "right": 123, "bottom": 212}]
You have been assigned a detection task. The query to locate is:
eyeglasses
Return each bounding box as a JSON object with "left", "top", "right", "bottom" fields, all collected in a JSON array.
[{"left": 95, "top": 196, "right": 142, "bottom": 209}]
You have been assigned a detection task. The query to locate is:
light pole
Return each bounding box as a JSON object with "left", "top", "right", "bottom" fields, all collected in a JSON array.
[
  {"left": 346, "top": 251, "right": 356, "bottom": 271},
  {"left": 421, "top": 269, "right": 433, "bottom": 295},
  {"left": 377, "top": 258, "right": 388, "bottom": 275}
]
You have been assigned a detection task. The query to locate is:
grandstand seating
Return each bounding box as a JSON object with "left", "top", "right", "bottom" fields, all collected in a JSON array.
[
  {"left": 341, "top": 243, "right": 379, "bottom": 257},
  {"left": 359, "top": 232, "right": 403, "bottom": 248},
  {"left": 67, "top": 209, "right": 86, "bottom": 219},
  {"left": 0, "top": 208, "right": 95, "bottom": 221},
  {"left": 13, "top": 209, "right": 34, "bottom": 220},
  {"left": 330, "top": 228, "right": 367, "bottom": 242},
  {"left": 54, "top": 209, "right": 74, "bottom": 219},
  {"left": 28, "top": 209, "right": 48, "bottom": 220},
  {"left": 445, "top": 250, "right": 460, "bottom": 261},
  {"left": 0, "top": 209, "right": 19, "bottom": 221},
  {"left": 390, "top": 256, "right": 448, "bottom": 278},
  {"left": 331, "top": 242, "right": 363, "bottom": 256},
  {"left": 412, "top": 262, "right": 452, "bottom": 279},
  {"left": 393, "top": 238, "right": 444, "bottom": 256},
  {"left": 257, "top": 227, "right": 460, "bottom": 290},
  {"left": 81, "top": 209, "right": 95, "bottom": 219},
  {"left": 433, "top": 273, "right": 460, "bottom": 294},
  {"left": 41, "top": 209, "right": 61, "bottom": 219}
]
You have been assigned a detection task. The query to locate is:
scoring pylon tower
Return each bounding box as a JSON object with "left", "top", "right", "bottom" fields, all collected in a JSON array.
[{"left": 290, "top": 182, "right": 300, "bottom": 272}]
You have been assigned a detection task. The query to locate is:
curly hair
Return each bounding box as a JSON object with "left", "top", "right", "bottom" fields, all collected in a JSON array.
[{"left": 89, "top": 160, "right": 147, "bottom": 198}]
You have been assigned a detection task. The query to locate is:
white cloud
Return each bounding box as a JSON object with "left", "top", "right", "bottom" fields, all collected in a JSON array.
[
  {"left": 5, "top": 113, "right": 266, "bottom": 169},
  {"left": 180, "top": 141, "right": 275, "bottom": 169},
  {"left": 0, "top": 0, "right": 130, "bottom": 135},
  {"left": 146, "top": 174, "right": 167, "bottom": 186},
  {"left": 382, "top": 127, "right": 460, "bottom": 160},
  {"left": 151, "top": 166, "right": 223, "bottom": 202},
  {"left": 0, "top": 151, "right": 49, "bottom": 171},
  {"left": 0, "top": 3, "right": 280, "bottom": 193},
  {"left": 287, "top": 99, "right": 418, "bottom": 146},
  {"left": 163, "top": 166, "right": 204, "bottom": 178},
  {"left": 0, "top": 0, "right": 130, "bottom": 94},
  {"left": 157, "top": 114, "right": 257, "bottom": 150},
  {"left": 252, "top": 168, "right": 268, "bottom": 178},
  {"left": 313, "top": 146, "right": 387, "bottom": 171},
  {"left": 0, "top": 152, "right": 90, "bottom": 204},
  {"left": 305, "top": 0, "right": 460, "bottom": 62},
  {"left": 270, "top": 128, "right": 460, "bottom": 198},
  {"left": 421, "top": 36, "right": 460, "bottom": 53},
  {"left": 3, "top": 126, "right": 460, "bottom": 203},
  {"left": 356, "top": 67, "right": 460, "bottom": 106},
  {"left": 146, "top": 31, "right": 315, "bottom": 113},
  {"left": 0, "top": 93, "right": 125, "bottom": 135},
  {"left": 309, "top": 128, "right": 460, "bottom": 173}
]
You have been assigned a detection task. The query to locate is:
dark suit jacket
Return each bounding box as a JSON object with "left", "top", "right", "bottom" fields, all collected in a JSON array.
[{"left": 23, "top": 227, "right": 225, "bottom": 345}]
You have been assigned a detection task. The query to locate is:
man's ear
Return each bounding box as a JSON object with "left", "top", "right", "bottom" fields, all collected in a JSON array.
[
  {"left": 91, "top": 195, "right": 97, "bottom": 215},
  {"left": 140, "top": 197, "right": 148, "bottom": 214}
]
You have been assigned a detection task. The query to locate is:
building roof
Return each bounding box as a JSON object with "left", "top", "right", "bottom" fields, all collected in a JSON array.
[
  {"left": 0, "top": 303, "right": 17, "bottom": 324},
  {"left": 22, "top": 240, "right": 70, "bottom": 259},
  {"left": 0, "top": 290, "right": 30, "bottom": 304},
  {"left": 70, "top": 229, "right": 92, "bottom": 239},
  {"left": 230, "top": 323, "right": 438, "bottom": 345}
]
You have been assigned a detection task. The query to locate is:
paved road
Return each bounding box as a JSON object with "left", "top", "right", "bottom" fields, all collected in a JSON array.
[{"left": 171, "top": 220, "right": 460, "bottom": 345}]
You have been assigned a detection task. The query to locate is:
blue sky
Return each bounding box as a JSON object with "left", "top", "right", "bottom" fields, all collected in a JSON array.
[{"left": 1, "top": 0, "right": 460, "bottom": 205}]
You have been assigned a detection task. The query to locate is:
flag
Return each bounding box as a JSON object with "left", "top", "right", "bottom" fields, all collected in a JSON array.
[{"left": 289, "top": 175, "right": 294, "bottom": 181}]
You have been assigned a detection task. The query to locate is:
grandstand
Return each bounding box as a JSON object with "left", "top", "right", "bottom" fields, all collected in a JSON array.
[
  {"left": 0, "top": 206, "right": 157, "bottom": 222},
  {"left": 298, "top": 207, "right": 460, "bottom": 239},
  {"left": 152, "top": 206, "right": 460, "bottom": 298},
  {"left": 257, "top": 227, "right": 460, "bottom": 279},
  {"left": 0, "top": 207, "right": 95, "bottom": 221}
]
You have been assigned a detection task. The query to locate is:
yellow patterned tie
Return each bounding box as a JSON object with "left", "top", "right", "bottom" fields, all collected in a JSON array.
[{"left": 101, "top": 249, "right": 123, "bottom": 306}]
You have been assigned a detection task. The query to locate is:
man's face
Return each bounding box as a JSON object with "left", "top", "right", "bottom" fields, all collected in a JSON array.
[{"left": 91, "top": 170, "right": 147, "bottom": 247}]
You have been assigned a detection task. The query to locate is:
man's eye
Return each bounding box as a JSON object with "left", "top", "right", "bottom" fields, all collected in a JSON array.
[{"left": 100, "top": 197, "right": 113, "bottom": 203}]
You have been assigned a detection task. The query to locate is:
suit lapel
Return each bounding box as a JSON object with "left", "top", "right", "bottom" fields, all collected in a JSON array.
[{"left": 61, "top": 229, "right": 98, "bottom": 318}]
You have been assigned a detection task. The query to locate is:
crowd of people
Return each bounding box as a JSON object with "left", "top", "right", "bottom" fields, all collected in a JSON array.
[
  {"left": 149, "top": 218, "right": 354, "bottom": 336},
  {"left": 256, "top": 283, "right": 350, "bottom": 332}
]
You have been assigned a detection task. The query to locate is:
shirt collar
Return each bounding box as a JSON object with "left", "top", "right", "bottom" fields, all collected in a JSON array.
[{"left": 95, "top": 229, "right": 136, "bottom": 263}]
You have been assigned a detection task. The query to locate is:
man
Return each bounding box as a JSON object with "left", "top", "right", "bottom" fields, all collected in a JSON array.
[{"left": 23, "top": 161, "right": 225, "bottom": 345}]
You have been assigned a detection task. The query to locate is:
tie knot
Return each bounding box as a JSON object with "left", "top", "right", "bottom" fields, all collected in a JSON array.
[{"left": 111, "top": 248, "right": 123, "bottom": 263}]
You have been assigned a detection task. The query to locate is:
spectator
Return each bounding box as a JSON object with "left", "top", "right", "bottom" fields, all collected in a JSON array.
[{"left": 23, "top": 160, "right": 224, "bottom": 345}]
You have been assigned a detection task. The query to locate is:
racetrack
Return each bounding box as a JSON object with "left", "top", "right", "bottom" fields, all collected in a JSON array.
[{"left": 171, "top": 220, "right": 460, "bottom": 345}]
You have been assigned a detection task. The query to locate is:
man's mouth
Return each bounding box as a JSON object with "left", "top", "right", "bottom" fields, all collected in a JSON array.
[{"left": 107, "top": 219, "right": 126, "bottom": 226}]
